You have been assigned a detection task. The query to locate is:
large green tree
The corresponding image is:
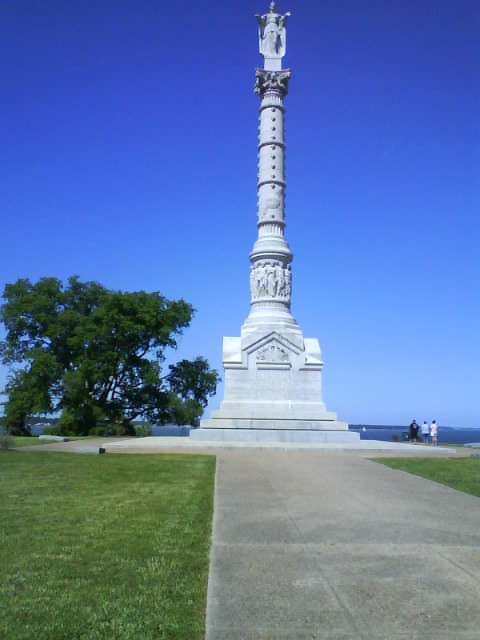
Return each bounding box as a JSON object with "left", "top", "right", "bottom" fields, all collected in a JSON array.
[{"left": 0, "top": 276, "right": 220, "bottom": 435}]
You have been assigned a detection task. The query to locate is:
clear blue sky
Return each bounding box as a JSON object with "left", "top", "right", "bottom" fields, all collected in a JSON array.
[{"left": 1, "top": 1, "right": 479, "bottom": 427}]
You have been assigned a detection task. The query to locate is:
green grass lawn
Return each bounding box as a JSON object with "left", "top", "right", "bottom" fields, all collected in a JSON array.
[
  {"left": 0, "top": 452, "right": 215, "bottom": 639},
  {"left": 375, "top": 456, "right": 480, "bottom": 497}
]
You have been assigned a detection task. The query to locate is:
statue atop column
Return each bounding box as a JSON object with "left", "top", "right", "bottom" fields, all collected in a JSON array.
[{"left": 255, "top": 2, "right": 291, "bottom": 62}]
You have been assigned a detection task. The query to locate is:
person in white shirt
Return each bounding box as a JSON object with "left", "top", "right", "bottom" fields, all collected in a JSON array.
[
  {"left": 421, "top": 420, "right": 430, "bottom": 443},
  {"left": 430, "top": 420, "right": 438, "bottom": 446}
]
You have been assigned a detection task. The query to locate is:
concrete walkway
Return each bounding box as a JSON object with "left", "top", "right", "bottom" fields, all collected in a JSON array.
[{"left": 206, "top": 450, "right": 480, "bottom": 640}]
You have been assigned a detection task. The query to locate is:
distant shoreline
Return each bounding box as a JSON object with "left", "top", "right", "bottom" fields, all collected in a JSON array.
[
  {"left": 349, "top": 424, "right": 478, "bottom": 430},
  {"left": 349, "top": 425, "right": 480, "bottom": 445}
]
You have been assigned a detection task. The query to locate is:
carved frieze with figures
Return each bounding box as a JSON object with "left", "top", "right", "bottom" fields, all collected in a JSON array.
[{"left": 250, "top": 260, "right": 292, "bottom": 301}]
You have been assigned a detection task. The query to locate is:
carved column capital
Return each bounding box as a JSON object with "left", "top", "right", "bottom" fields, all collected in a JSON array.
[{"left": 254, "top": 69, "right": 291, "bottom": 98}]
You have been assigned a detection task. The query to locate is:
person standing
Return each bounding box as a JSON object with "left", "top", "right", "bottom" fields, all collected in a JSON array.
[
  {"left": 409, "top": 419, "right": 419, "bottom": 443},
  {"left": 430, "top": 420, "right": 438, "bottom": 446},
  {"left": 421, "top": 420, "right": 430, "bottom": 443}
]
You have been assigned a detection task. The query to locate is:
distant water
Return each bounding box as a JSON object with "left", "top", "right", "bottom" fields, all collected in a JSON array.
[
  {"left": 4, "top": 424, "right": 480, "bottom": 445},
  {"left": 349, "top": 426, "right": 480, "bottom": 445},
  {"left": 0, "top": 424, "right": 192, "bottom": 437},
  {"left": 151, "top": 425, "right": 191, "bottom": 437}
]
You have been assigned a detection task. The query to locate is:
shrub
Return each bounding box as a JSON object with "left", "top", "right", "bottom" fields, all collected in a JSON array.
[
  {"left": 112, "top": 422, "right": 136, "bottom": 436},
  {"left": 89, "top": 426, "right": 106, "bottom": 436},
  {"left": 135, "top": 424, "right": 152, "bottom": 438},
  {"left": 96, "top": 422, "right": 136, "bottom": 437},
  {"left": 44, "top": 423, "right": 71, "bottom": 437},
  {"left": 391, "top": 433, "right": 399, "bottom": 442},
  {"left": 0, "top": 433, "right": 16, "bottom": 451}
]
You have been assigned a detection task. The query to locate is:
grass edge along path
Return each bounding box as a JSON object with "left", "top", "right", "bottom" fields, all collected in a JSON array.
[
  {"left": 0, "top": 452, "right": 215, "bottom": 640},
  {"left": 10, "top": 436, "right": 90, "bottom": 447},
  {"left": 374, "top": 456, "right": 480, "bottom": 498}
]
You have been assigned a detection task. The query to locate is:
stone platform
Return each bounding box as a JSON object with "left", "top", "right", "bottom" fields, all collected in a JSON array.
[
  {"left": 190, "top": 427, "right": 359, "bottom": 443},
  {"left": 99, "top": 437, "right": 456, "bottom": 454}
]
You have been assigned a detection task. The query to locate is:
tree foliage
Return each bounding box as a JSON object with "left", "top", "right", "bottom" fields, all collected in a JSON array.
[{"left": 1, "top": 277, "right": 220, "bottom": 434}]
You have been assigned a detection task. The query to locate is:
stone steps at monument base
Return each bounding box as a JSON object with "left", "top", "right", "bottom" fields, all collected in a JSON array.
[{"left": 190, "top": 427, "right": 359, "bottom": 443}]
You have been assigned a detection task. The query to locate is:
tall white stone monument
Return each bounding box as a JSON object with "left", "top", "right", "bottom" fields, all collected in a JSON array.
[{"left": 191, "top": 3, "right": 358, "bottom": 443}]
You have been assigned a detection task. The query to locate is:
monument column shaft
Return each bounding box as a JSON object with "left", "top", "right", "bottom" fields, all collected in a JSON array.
[
  {"left": 257, "top": 94, "right": 286, "bottom": 234},
  {"left": 248, "top": 69, "right": 293, "bottom": 316}
]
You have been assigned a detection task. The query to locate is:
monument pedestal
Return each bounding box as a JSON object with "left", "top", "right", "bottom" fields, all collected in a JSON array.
[{"left": 193, "top": 327, "right": 357, "bottom": 443}]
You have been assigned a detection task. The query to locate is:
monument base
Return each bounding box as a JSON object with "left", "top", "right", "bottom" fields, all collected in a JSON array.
[
  {"left": 200, "top": 417, "right": 349, "bottom": 430},
  {"left": 197, "top": 327, "right": 353, "bottom": 445},
  {"left": 190, "top": 427, "right": 360, "bottom": 444}
]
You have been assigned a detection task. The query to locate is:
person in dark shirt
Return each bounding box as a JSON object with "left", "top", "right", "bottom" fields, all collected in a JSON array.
[{"left": 409, "top": 419, "right": 419, "bottom": 443}]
